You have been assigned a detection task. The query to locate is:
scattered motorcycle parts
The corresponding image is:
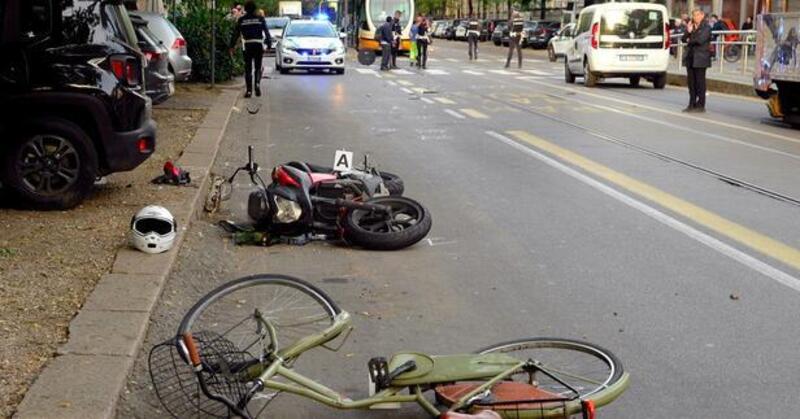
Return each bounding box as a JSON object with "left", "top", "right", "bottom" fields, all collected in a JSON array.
[{"left": 151, "top": 161, "right": 191, "bottom": 185}]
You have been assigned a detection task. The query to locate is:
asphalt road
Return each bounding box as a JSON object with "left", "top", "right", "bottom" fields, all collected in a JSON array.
[{"left": 118, "top": 40, "right": 800, "bottom": 419}]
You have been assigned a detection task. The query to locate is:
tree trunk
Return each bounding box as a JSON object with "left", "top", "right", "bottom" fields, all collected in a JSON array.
[{"left": 468, "top": 0, "right": 474, "bottom": 16}]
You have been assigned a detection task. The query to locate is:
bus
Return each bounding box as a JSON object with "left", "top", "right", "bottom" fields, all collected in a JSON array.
[{"left": 340, "top": 0, "right": 415, "bottom": 52}]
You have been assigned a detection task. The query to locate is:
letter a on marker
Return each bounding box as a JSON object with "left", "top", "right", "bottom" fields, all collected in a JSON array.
[{"left": 333, "top": 150, "right": 354, "bottom": 172}]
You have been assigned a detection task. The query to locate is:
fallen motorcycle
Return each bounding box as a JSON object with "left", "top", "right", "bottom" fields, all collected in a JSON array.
[{"left": 206, "top": 147, "right": 432, "bottom": 250}]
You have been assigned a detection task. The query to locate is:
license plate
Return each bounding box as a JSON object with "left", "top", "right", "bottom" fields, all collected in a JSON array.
[
  {"left": 308, "top": 56, "right": 322, "bottom": 62},
  {"left": 619, "top": 55, "right": 645, "bottom": 62}
]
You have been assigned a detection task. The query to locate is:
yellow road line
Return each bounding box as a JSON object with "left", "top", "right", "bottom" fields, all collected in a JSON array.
[
  {"left": 507, "top": 130, "right": 800, "bottom": 271},
  {"left": 459, "top": 108, "right": 489, "bottom": 119},
  {"left": 434, "top": 97, "right": 456, "bottom": 105}
]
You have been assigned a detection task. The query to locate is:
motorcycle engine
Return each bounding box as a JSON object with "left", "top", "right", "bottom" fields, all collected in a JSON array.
[{"left": 247, "top": 190, "right": 271, "bottom": 224}]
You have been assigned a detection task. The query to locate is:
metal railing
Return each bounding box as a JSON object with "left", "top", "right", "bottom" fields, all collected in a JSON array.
[{"left": 671, "top": 29, "right": 758, "bottom": 75}]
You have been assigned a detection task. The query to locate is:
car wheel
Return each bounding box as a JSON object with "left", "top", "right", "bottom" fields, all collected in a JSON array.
[
  {"left": 629, "top": 76, "right": 641, "bottom": 87},
  {"left": 653, "top": 72, "right": 667, "bottom": 89},
  {"left": 336, "top": 68, "right": 345, "bottom": 75},
  {"left": 548, "top": 45, "right": 556, "bottom": 62},
  {"left": 1, "top": 118, "right": 98, "bottom": 210},
  {"left": 280, "top": 67, "right": 289, "bottom": 74},
  {"left": 564, "top": 58, "right": 576, "bottom": 84},
  {"left": 584, "top": 60, "right": 598, "bottom": 87},
  {"left": 494, "top": 40, "right": 500, "bottom": 46}
]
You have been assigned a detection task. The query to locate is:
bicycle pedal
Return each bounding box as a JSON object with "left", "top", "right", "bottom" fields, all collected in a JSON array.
[{"left": 367, "top": 357, "right": 389, "bottom": 389}]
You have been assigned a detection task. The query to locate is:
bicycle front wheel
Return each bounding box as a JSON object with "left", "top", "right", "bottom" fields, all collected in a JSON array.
[
  {"left": 178, "top": 274, "right": 340, "bottom": 356},
  {"left": 477, "top": 338, "right": 626, "bottom": 403}
]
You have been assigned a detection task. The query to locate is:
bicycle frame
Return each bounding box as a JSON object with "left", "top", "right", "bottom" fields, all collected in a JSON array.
[{"left": 182, "top": 310, "right": 630, "bottom": 418}]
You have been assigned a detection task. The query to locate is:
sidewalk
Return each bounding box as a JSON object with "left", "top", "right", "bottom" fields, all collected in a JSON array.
[{"left": 666, "top": 56, "right": 754, "bottom": 96}]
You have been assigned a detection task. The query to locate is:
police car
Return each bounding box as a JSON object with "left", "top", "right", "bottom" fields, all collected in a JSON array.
[{"left": 276, "top": 20, "right": 346, "bottom": 74}]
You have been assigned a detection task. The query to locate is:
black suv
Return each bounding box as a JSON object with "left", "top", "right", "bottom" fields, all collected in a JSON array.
[{"left": 0, "top": 0, "right": 157, "bottom": 209}]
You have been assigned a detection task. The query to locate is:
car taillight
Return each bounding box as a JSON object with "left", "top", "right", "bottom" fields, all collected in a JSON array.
[
  {"left": 137, "top": 138, "right": 154, "bottom": 154},
  {"left": 664, "top": 23, "right": 670, "bottom": 49},
  {"left": 591, "top": 22, "right": 599, "bottom": 49},
  {"left": 172, "top": 38, "right": 186, "bottom": 50},
  {"left": 108, "top": 55, "right": 141, "bottom": 87}
]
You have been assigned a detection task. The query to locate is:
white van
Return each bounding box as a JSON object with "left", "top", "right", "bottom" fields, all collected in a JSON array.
[{"left": 565, "top": 2, "right": 670, "bottom": 88}]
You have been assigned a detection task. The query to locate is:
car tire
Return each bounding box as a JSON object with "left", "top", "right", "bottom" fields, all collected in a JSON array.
[
  {"left": 280, "top": 67, "right": 289, "bottom": 74},
  {"left": 629, "top": 76, "right": 641, "bottom": 87},
  {"left": 564, "top": 58, "right": 576, "bottom": 84},
  {"left": 584, "top": 60, "right": 598, "bottom": 87},
  {"left": 1, "top": 118, "right": 98, "bottom": 210},
  {"left": 548, "top": 45, "right": 556, "bottom": 62},
  {"left": 494, "top": 40, "right": 500, "bottom": 46},
  {"left": 653, "top": 72, "right": 667, "bottom": 89},
  {"left": 336, "top": 68, "right": 345, "bottom": 75}
]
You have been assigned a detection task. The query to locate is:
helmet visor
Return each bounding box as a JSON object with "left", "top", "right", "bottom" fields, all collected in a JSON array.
[{"left": 133, "top": 218, "right": 173, "bottom": 236}]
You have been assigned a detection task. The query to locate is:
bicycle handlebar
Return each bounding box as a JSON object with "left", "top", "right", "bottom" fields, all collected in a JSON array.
[{"left": 182, "top": 333, "right": 201, "bottom": 369}]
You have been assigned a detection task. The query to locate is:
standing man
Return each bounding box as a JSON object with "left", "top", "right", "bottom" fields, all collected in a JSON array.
[
  {"left": 682, "top": 9, "right": 711, "bottom": 113},
  {"left": 466, "top": 14, "right": 481, "bottom": 60},
  {"left": 229, "top": 0, "right": 272, "bottom": 98},
  {"left": 390, "top": 10, "right": 403, "bottom": 69},
  {"left": 505, "top": 11, "right": 524, "bottom": 68},
  {"left": 378, "top": 16, "right": 394, "bottom": 71}
]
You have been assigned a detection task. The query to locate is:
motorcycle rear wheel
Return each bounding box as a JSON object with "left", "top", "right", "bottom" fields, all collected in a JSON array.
[{"left": 344, "top": 196, "right": 431, "bottom": 250}]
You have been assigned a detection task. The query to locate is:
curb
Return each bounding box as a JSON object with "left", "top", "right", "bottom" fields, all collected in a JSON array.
[
  {"left": 13, "top": 89, "right": 239, "bottom": 419},
  {"left": 667, "top": 72, "right": 755, "bottom": 97}
]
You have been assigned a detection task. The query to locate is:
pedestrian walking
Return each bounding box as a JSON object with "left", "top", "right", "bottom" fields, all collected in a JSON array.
[
  {"left": 391, "top": 10, "right": 403, "bottom": 69},
  {"left": 466, "top": 14, "right": 481, "bottom": 60},
  {"left": 416, "top": 17, "right": 431, "bottom": 69},
  {"left": 409, "top": 16, "right": 420, "bottom": 67},
  {"left": 229, "top": 0, "right": 272, "bottom": 98},
  {"left": 379, "top": 16, "right": 394, "bottom": 71},
  {"left": 505, "top": 12, "right": 524, "bottom": 68},
  {"left": 682, "top": 9, "right": 711, "bottom": 113}
]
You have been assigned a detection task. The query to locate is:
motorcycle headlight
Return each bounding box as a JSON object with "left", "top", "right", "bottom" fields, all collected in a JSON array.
[{"left": 273, "top": 195, "right": 302, "bottom": 223}]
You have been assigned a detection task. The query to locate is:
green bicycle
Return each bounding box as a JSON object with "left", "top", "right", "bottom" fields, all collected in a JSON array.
[{"left": 149, "top": 274, "right": 629, "bottom": 418}]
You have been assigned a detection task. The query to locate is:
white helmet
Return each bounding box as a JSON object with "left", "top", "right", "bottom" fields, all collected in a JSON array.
[{"left": 130, "top": 205, "right": 176, "bottom": 254}]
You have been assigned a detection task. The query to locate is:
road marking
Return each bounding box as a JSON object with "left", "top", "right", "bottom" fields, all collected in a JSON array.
[
  {"left": 460, "top": 108, "right": 489, "bottom": 119},
  {"left": 396, "top": 80, "right": 413, "bottom": 86},
  {"left": 400, "top": 87, "right": 413, "bottom": 94},
  {"left": 463, "top": 70, "right": 485, "bottom": 76},
  {"left": 392, "top": 69, "right": 414, "bottom": 75},
  {"left": 425, "top": 69, "right": 450, "bottom": 75},
  {"left": 434, "top": 97, "right": 456, "bottom": 105},
  {"left": 445, "top": 58, "right": 459, "bottom": 62},
  {"left": 444, "top": 109, "right": 466, "bottom": 119},
  {"left": 355, "top": 68, "right": 376, "bottom": 74},
  {"left": 497, "top": 130, "right": 800, "bottom": 285},
  {"left": 427, "top": 58, "right": 440, "bottom": 62},
  {"left": 421, "top": 97, "right": 435, "bottom": 104},
  {"left": 522, "top": 69, "right": 552, "bottom": 76},
  {"left": 489, "top": 69, "right": 518, "bottom": 75},
  {"left": 516, "top": 76, "right": 545, "bottom": 81},
  {"left": 520, "top": 77, "right": 800, "bottom": 146},
  {"left": 386, "top": 80, "right": 397, "bottom": 86}
]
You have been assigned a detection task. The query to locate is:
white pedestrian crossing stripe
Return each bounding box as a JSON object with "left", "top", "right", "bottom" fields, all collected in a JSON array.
[
  {"left": 522, "top": 69, "right": 553, "bottom": 76},
  {"left": 355, "top": 68, "right": 376, "bottom": 74},
  {"left": 445, "top": 58, "right": 459, "bottom": 62},
  {"left": 462, "top": 70, "right": 485, "bottom": 76},
  {"left": 392, "top": 69, "right": 414, "bottom": 75},
  {"left": 489, "top": 69, "right": 518, "bottom": 75},
  {"left": 425, "top": 69, "right": 449, "bottom": 75},
  {"left": 427, "top": 58, "right": 440, "bottom": 62}
]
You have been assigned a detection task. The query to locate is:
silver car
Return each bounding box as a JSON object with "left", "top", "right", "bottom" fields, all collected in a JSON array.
[{"left": 132, "top": 12, "right": 192, "bottom": 81}]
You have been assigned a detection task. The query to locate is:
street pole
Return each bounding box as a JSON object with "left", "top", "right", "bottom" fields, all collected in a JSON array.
[{"left": 211, "top": 0, "right": 216, "bottom": 88}]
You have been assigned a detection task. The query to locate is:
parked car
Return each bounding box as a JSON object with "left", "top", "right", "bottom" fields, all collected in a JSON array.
[
  {"left": 480, "top": 20, "right": 490, "bottom": 41},
  {"left": 526, "top": 21, "right": 561, "bottom": 49},
  {"left": 487, "top": 19, "right": 507, "bottom": 37},
  {"left": 433, "top": 20, "right": 451, "bottom": 38},
  {"left": 133, "top": 12, "right": 192, "bottom": 81},
  {"left": 548, "top": 22, "right": 575, "bottom": 61},
  {"left": 276, "top": 20, "right": 346, "bottom": 74},
  {"left": 454, "top": 21, "right": 469, "bottom": 41},
  {"left": 519, "top": 21, "right": 538, "bottom": 47},
  {"left": 0, "top": 0, "right": 157, "bottom": 209},
  {"left": 491, "top": 21, "right": 509, "bottom": 45},
  {"left": 131, "top": 14, "right": 175, "bottom": 105},
  {"left": 445, "top": 19, "right": 462, "bottom": 40},
  {"left": 565, "top": 2, "right": 669, "bottom": 88},
  {"left": 266, "top": 16, "right": 290, "bottom": 41}
]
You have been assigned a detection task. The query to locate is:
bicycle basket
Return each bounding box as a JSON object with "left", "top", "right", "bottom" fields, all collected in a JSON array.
[{"left": 149, "top": 331, "right": 256, "bottom": 418}]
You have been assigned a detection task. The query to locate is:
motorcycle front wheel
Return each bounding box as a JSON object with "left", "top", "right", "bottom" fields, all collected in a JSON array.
[{"left": 344, "top": 196, "right": 432, "bottom": 250}]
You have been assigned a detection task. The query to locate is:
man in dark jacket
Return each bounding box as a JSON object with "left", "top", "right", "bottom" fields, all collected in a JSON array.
[
  {"left": 229, "top": 0, "right": 272, "bottom": 98},
  {"left": 390, "top": 10, "right": 403, "bottom": 68},
  {"left": 378, "top": 16, "right": 394, "bottom": 71},
  {"left": 682, "top": 9, "right": 711, "bottom": 112}
]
